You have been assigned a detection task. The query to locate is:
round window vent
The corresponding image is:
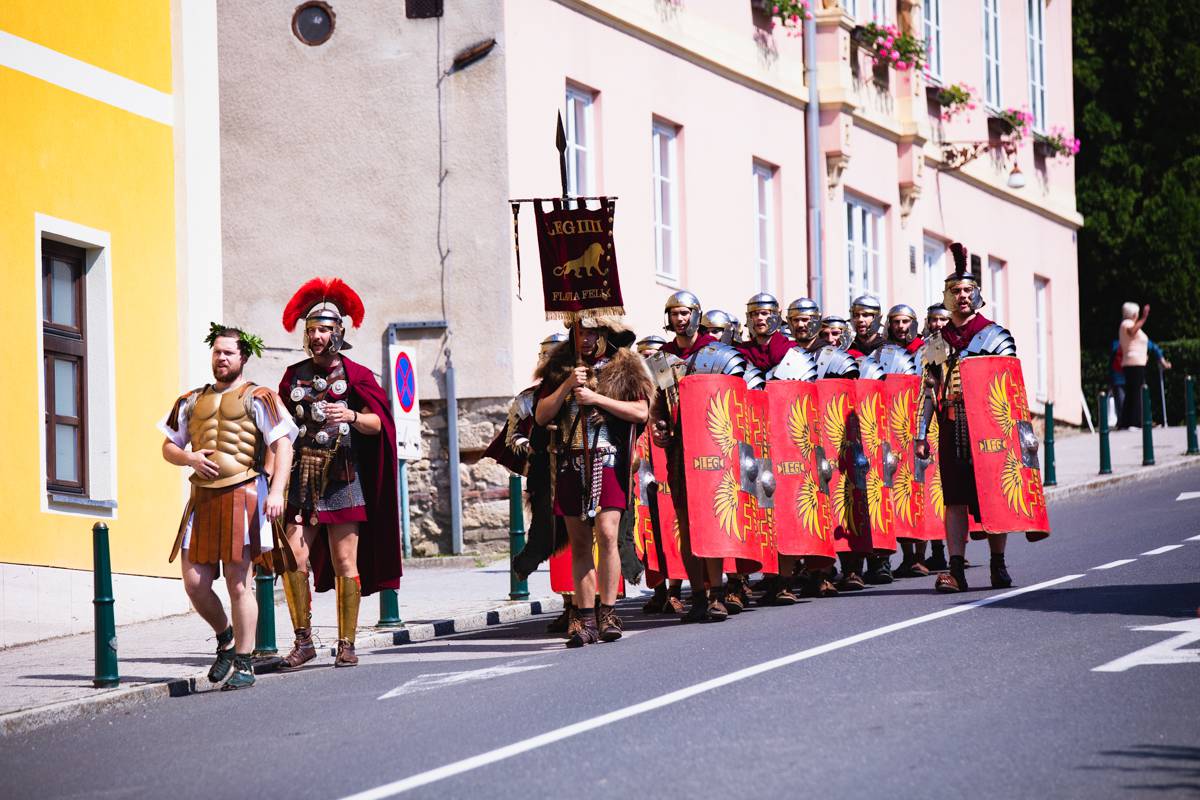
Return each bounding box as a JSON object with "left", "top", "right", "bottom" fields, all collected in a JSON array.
[{"left": 293, "top": 2, "right": 335, "bottom": 46}]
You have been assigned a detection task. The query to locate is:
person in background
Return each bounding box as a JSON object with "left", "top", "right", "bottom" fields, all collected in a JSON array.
[
  {"left": 1110, "top": 331, "right": 1171, "bottom": 428},
  {"left": 1116, "top": 302, "right": 1160, "bottom": 430}
]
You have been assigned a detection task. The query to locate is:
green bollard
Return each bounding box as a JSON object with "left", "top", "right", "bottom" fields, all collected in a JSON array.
[
  {"left": 253, "top": 564, "right": 277, "bottom": 657},
  {"left": 377, "top": 588, "right": 403, "bottom": 627},
  {"left": 1142, "top": 383, "right": 1156, "bottom": 465},
  {"left": 92, "top": 522, "right": 118, "bottom": 688},
  {"left": 1098, "top": 391, "right": 1112, "bottom": 475},
  {"left": 509, "top": 474, "right": 529, "bottom": 601},
  {"left": 1186, "top": 376, "right": 1199, "bottom": 456},
  {"left": 1042, "top": 401, "right": 1057, "bottom": 486}
]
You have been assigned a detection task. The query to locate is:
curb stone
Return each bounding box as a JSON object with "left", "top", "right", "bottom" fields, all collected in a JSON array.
[
  {"left": 1044, "top": 456, "right": 1198, "bottom": 502},
  {"left": 0, "top": 595, "right": 562, "bottom": 738}
]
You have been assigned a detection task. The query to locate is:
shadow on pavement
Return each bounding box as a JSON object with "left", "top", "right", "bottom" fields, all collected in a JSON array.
[
  {"left": 985, "top": 582, "right": 1199, "bottom": 619},
  {"left": 1082, "top": 744, "right": 1200, "bottom": 794}
]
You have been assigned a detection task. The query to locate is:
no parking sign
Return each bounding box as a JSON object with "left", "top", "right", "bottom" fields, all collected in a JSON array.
[{"left": 387, "top": 343, "right": 422, "bottom": 461}]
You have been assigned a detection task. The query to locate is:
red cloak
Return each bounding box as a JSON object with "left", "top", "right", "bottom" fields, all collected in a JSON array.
[
  {"left": 279, "top": 355, "right": 402, "bottom": 595},
  {"left": 663, "top": 332, "right": 717, "bottom": 360},
  {"left": 735, "top": 331, "right": 794, "bottom": 370}
]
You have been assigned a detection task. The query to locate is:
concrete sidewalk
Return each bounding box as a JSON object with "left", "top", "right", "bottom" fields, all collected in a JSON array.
[{"left": 0, "top": 423, "right": 1195, "bottom": 736}]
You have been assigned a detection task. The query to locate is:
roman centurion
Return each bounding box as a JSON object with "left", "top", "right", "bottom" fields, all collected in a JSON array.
[
  {"left": 276, "top": 278, "right": 402, "bottom": 669},
  {"left": 160, "top": 325, "right": 296, "bottom": 690},
  {"left": 786, "top": 297, "right": 823, "bottom": 351}
]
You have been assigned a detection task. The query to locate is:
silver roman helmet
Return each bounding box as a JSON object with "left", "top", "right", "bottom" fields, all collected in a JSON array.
[
  {"left": 786, "top": 297, "right": 822, "bottom": 341},
  {"left": 283, "top": 277, "right": 365, "bottom": 356},
  {"left": 849, "top": 294, "right": 883, "bottom": 336},
  {"left": 663, "top": 290, "right": 702, "bottom": 337},
  {"left": 886, "top": 303, "right": 919, "bottom": 345},
  {"left": 539, "top": 332, "right": 568, "bottom": 364},
  {"left": 819, "top": 315, "right": 853, "bottom": 351},
  {"left": 944, "top": 242, "right": 985, "bottom": 311},
  {"left": 700, "top": 308, "right": 741, "bottom": 345},
  {"left": 636, "top": 334, "right": 668, "bottom": 356},
  {"left": 746, "top": 292, "right": 782, "bottom": 336}
]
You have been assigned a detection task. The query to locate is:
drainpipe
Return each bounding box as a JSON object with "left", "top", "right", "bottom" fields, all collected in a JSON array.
[{"left": 804, "top": 10, "right": 824, "bottom": 306}]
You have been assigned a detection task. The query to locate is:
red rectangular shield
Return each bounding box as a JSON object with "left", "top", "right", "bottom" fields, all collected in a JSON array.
[
  {"left": 853, "top": 380, "right": 897, "bottom": 553},
  {"left": 882, "top": 375, "right": 932, "bottom": 541},
  {"left": 766, "top": 381, "right": 836, "bottom": 562},
  {"left": 633, "top": 431, "right": 686, "bottom": 585},
  {"left": 679, "top": 374, "right": 766, "bottom": 571},
  {"left": 920, "top": 407, "right": 946, "bottom": 540},
  {"left": 959, "top": 356, "right": 1050, "bottom": 540},
  {"left": 746, "top": 390, "right": 778, "bottom": 575},
  {"left": 549, "top": 544, "right": 626, "bottom": 594},
  {"left": 815, "top": 379, "right": 871, "bottom": 554}
]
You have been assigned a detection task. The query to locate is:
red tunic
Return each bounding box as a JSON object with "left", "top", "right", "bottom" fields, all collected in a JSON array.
[
  {"left": 736, "top": 331, "right": 794, "bottom": 370},
  {"left": 662, "top": 332, "right": 717, "bottom": 360}
]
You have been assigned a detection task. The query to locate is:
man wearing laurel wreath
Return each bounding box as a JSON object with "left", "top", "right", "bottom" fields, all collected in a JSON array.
[{"left": 159, "top": 325, "right": 296, "bottom": 690}]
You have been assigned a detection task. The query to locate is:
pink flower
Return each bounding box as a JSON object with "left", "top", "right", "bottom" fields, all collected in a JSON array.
[
  {"left": 890, "top": 49, "right": 900, "bottom": 60},
  {"left": 897, "top": 60, "right": 908, "bottom": 70},
  {"left": 773, "top": 4, "right": 780, "bottom": 12},
  {"left": 885, "top": 35, "right": 895, "bottom": 47},
  {"left": 876, "top": 37, "right": 885, "bottom": 47}
]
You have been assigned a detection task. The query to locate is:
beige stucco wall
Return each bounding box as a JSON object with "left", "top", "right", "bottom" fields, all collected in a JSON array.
[{"left": 217, "top": 0, "right": 512, "bottom": 400}]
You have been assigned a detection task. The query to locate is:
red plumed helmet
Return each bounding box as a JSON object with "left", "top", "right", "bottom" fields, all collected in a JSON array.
[{"left": 282, "top": 277, "right": 365, "bottom": 332}]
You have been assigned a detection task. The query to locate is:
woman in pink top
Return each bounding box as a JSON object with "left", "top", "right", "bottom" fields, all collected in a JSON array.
[{"left": 1117, "top": 302, "right": 1150, "bottom": 429}]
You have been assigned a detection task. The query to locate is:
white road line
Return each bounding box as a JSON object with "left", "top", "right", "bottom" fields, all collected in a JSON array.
[
  {"left": 1175, "top": 491, "right": 1200, "bottom": 502},
  {"left": 1186, "top": 534, "right": 1200, "bottom": 542},
  {"left": 1092, "top": 619, "right": 1200, "bottom": 673},
  {"left": 378, "top": 663, "right": 553, "bottom": 700},
  {"left": 1092, "top": 559, "right": 1137, "bottom": 570},
  {"left": 337, "top": 574, "right": 1083, "bottom": 800},
  {"left": 1141, "top": 545, "right": 1184, "bottom": 556}
]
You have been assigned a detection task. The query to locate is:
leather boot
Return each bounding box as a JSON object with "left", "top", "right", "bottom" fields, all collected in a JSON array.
[
  {"left": 207, "top": 625, "right": 236, "bottom": 683},
  {"left": 334, "top": 576, "right": 361, "bottom": 667},
  {"left": 279, "top": 571, "right": 316, "bottom": 671},
  {"left": 597, "top": 604, "right": 623, "bottom": 642},
  {"left": 566, "top": 609, "right": 600, "bottom": 647},
  {"left": 221, "top": 654, "right": 256, "bottom": 690},
  {"left": 990, "top": 553, "right": 1013, "bottom": 589}
]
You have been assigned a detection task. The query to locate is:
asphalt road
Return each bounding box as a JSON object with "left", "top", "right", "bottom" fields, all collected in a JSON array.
[{"left": 5, "top": 465, "right": 1199, "bottom": 800}]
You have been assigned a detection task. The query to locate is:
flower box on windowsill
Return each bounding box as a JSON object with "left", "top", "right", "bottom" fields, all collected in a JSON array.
[{"left": 987, "top": 112, "right": 1015, "bottom": 139}]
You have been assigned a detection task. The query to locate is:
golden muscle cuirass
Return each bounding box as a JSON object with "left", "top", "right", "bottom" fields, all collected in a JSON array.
[{"left": 188, "top": 386, "right": 261, "bottom": 488}]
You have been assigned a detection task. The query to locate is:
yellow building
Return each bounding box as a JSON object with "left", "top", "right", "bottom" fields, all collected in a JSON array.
[{"left": 0, "top": 1, "right": 222, "bottom": 646}]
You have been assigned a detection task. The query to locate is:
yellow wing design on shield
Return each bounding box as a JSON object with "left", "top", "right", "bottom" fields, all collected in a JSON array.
[
  {"left": 714, "top": 469, "right": 742, "bottom": 540},
  {"left": 673, "top": 518, "right": 681, "bottom": 551},
  {"left": 867, "top": 470, "right": 884, "bottom": 531},
  {"left": 788, "top": 397, "right": 815, "bottom": 460},
  {"left": 831, "top": 472, "right": 849, "bottom": 530},
  {"left": 988, "top": 373, "right": 1016, "bottom": 438},
  {"left": 928, "top": 411, "right": 940, "bottom": 455},
  {"left": 929, "top": 467, "right": 944, "bottom": 520},
  {"left": 893, "top": 462, "right": 913, "bottom": 524},
  {"left": 890, "top": 389, "right": 914, "bottom": 450},
  {"left": 707, "top": 390, "right": 737, "bottom": 455},
  {"left": 823, "top": 394, "right": 847, "bottom": 457},
  {"left": 797, "top": 472, "right": 824, "bottom": 539},
  {"left": 860, "top": 393, "right": 881, "bottom": 454},
  {"left": 1001, "top": 452, "right": 1031, "bottom": 517}
]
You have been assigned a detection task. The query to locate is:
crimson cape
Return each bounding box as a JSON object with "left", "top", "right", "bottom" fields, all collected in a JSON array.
[
  {"left": 279, "top": 355, "right": 402, "bottom": 595},
  {"left": 735, "top": 331, "right": 793, "bottom": 370}
]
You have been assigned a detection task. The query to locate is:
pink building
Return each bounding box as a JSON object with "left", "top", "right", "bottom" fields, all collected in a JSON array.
[
  {"left": 217, "top": 0, "right": 1081, "bottom": 554},
  {"left": 505, "top": 0, "right": 1081, "bottom": 422}
]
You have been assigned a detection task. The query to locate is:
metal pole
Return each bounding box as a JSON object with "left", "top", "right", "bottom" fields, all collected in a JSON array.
[
  {"left": 92, "top": 522, "right": 118, "bottom": 688},
  {"left": 803, "top": 8, "right": 824, "bottom": 305},
  {"left": 509, "top": 474, "right": 529, "bottom": 601},
  {"left": 400, "top": 459, "right": 412, "bottom": 558},
  {"left": 1185, "top": 375, "right": 1199, "bottom": 456},
  {"left": 445, "top": 353, "right": 464, "bottom": 555},
  {"left": 1042, "top": 401, "right": 1056, "bottom": 486},
  {"left": 1141, "top": 383, "right": 1155, "bottom": 466},
  {"left": 1158, "top": 364, "right": 1168, "bottom": 427},
  {"left": 1098, "top": 391, "right": 1112, "bottom": 475},
  {"left": 252, "top": 564, "right": 277, "bottom": 657}
]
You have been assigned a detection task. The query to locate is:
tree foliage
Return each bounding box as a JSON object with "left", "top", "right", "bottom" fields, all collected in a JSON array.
[{"left": 1074, "top": 0, "right": 1200, "bottom": 350}]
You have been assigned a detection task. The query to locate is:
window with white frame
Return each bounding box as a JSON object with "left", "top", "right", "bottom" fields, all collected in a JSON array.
[
  {"left": 983, "top": 0, "right": 1003, "bottom": 107},
  {"left": 753, "top": 162, "right": 776, "bottom": 294},
  {"left": 652, "top": 122, "right": 680, "bottom": 281},
  {"left": 1034, "top": 276, "right": 1050, "bottom": 402},
  {"left": 845, "top": 196, "right": 884, "bottom": 307},
  {"left": 870, "top": 0, "right": 891, "bottom": 22},
  {"left": 564, "top": 86, "right": 595, "bottom": 197},
  {"left": 987, "top": 256, "right": 1006, "bottom": 324},
  {"left": 35, "top": 215, "right": 118, "bottom": 516},
  {"left": 924, "top": 0, "right": 943, "bottom": 80},
  {"left": 844, "top": 0, "right": 858, "bottom": 18},
  {"left": 1026, "top": 0, "right": 1046, "bottom": 130},
  {"left": 923, "top": 238, "right": 945, "bottom": 310}
]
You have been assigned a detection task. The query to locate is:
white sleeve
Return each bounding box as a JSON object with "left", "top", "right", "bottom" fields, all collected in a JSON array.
[
  {"left": 157, "top": 400, "right": 189, "bottom": 449},
  {"left": 253, "top": 397, "right": 299, "bottom": 447}
]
